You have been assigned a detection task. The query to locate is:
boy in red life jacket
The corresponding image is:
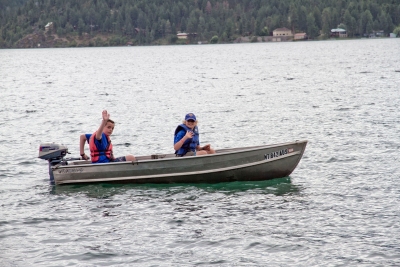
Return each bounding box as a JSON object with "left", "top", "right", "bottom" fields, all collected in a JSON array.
[{"left": 79, "top": 110, "right": 135, "bottom": 163}]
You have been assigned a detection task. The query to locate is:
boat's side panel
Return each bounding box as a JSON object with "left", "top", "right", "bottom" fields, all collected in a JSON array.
[
  {"left": 53, "top": 140, "right": 307, "bottom": 185},
  {"left": 56, "top": 152, "right": 300, "bottom": 184}
]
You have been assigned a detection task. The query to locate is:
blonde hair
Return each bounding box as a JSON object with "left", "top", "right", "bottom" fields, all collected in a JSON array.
[{"left": 182, "top": 120, "right": 199, "bottom": 126}]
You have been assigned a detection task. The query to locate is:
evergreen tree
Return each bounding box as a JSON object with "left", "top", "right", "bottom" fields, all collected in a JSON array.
[
  {"left": 321, "top": 8, "right": 332, "bottom": 36},
  {"left": 306, "top": 13, "right": 318, "bottom": 38},
  {"left": 344, "top": 9, "right": 355, "bottom": 36}
]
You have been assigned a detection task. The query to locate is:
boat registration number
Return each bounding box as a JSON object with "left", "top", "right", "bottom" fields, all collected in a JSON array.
[
  {"left": 57, "top": 168, "right": 84, "bottom": 174},
  {"left": 264, "top": 148, "right": 290, "bottom": 160}
]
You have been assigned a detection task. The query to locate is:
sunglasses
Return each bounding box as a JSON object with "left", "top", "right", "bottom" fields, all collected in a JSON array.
[{"left": 187, "top": 120, "right": 195, "bottom": 123}]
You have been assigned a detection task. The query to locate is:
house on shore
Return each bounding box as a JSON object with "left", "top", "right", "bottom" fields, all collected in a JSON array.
[
  {"left": 331, "top": 28, "right": 347, "bottom": 38},
  {"left": 176, "top": 32, "right": 197, "bottom": 40},
  {"left": 177, "top": 33, "right": 188, "bottom": 39},
  {"left": 273, "top": 28, "right": 293, "bottom": 37},
  {"left": 294, "top": 33, "right": 307, "bottom": 40}
]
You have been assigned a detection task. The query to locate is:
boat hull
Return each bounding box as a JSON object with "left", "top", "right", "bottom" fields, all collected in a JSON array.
[{"left": 51, "top": 140, "right": 307, "bottom": 185}]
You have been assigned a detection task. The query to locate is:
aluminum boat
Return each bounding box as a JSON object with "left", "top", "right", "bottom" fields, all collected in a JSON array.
[{"left": 38, "top": 140, "right": 307, "bottom": 185}]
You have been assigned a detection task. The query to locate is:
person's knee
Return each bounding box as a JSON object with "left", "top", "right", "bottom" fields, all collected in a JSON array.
[{"left": 126, "top": 154, "right": 136, "bottom": 161}]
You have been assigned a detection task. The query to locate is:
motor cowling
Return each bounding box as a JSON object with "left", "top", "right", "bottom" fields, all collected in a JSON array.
[
  {"left": 39, "top": 143, "right": 70, "bottom": 185},
  {"left": 38, "top": 143, "right": 68, "bottom": 160}
]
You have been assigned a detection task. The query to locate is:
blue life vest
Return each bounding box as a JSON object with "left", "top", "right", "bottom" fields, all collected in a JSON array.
[{"left": 174, "top": 124, "right": 199, "bottom": 156}]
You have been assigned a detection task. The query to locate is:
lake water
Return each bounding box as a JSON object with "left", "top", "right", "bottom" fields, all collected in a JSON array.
[{"left": 1, "top": 39, "right": 400, "bottom": 266}]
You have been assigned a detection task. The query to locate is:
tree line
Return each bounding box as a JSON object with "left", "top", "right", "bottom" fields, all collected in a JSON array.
[{"left": 1, "top": 0, "right": 400, "bottom": 48}]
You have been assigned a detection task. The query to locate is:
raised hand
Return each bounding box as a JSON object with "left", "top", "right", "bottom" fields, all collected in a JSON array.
[{"left": 102, "top": 110, "right": 110, "bottom": 121}]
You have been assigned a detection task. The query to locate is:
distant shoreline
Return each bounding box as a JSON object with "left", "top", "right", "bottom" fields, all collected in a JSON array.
[{"left": 3, "top": 32, "right": 398, "bottom": 49}]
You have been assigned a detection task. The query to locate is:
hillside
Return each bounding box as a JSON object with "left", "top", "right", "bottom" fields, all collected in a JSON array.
[{"left": 1, "top": 0, "right": 399, "bottom": 48}]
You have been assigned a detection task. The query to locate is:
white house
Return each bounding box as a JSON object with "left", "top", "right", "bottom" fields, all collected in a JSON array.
[
  {"left": 273, "top": 28, "right": 293, "bottom": 37},
  {"left": 177, "top": 33, "right": 188, "bottom": 39}
]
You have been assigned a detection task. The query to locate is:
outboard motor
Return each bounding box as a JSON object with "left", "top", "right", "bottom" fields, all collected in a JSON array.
[{"left": 38, "top": 143, "right": 69, "bottom": 184}]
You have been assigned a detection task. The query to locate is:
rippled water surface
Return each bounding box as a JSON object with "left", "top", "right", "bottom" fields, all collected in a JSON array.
[{"left": 1, "top": 39, "right": 400, "bottom": 266}]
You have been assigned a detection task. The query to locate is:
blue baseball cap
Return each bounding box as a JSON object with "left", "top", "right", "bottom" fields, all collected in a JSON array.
[{"left": 185, "top": 113, "right": 196, "bottom": 121}]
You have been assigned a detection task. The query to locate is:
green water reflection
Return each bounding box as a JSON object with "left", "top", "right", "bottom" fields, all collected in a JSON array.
[{"left": 50, "top": 177, "right": 301, "bottom": 198}]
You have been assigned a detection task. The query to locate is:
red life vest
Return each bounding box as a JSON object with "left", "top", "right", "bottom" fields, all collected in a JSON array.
[{"left": 89, "top": 131, "right": 114, "bottom": 163}]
